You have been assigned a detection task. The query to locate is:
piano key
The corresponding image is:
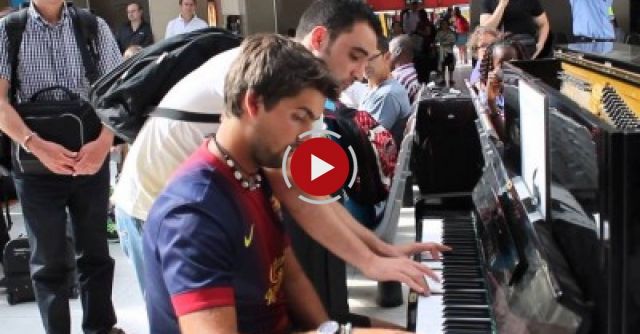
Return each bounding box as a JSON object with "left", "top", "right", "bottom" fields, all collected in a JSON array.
[
  {"left": 416, "top": 295, "right": 491, "bottom": 333},
  {"left": 443, "top": 307, "right": 490, "bottom": 318},
  {"left": 422, "top": 218, "right": 444, "bottom": 243},
  {"left": 425, "top": 271, "right": 444, "bottom": 294},
  {"left": 415, "top": 214, "right": 493, "bottom": 333},
  {"left": 416, "top": 294, "right": 445, "bottom": 334}
]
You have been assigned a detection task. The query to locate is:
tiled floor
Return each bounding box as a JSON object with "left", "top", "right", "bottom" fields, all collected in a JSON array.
[{"left": 0, "top": 203, "right": 415, "bottom": 333}]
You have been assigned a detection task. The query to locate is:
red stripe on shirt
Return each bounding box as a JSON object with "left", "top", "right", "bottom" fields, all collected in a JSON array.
[{"left": 171, "top": 286, "right": 235, "bottom": 316}]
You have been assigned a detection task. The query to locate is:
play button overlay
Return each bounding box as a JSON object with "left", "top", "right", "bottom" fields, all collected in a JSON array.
[
  {"left": 311, "top": 155, "right": 334, "bottom": 181},
  {"left": 290, "top": 137, "right": 349, "bottom": 197}
]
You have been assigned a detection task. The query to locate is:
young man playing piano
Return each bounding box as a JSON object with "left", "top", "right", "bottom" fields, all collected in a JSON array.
[{"left": 143, "top": 33, "right": 410, "bottom": 334}]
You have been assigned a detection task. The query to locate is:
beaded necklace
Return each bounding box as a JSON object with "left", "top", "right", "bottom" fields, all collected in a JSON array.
[{"left": 212, "top": 136, "right": 262, "bottom": 191}]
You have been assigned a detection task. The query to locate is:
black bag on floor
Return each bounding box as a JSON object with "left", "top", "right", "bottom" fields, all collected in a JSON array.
[
  {"left": 2, "top": 235, "right": 79, "bottom": 305},
  {"left": 0, "top": 174, "right": 15, "bottom": 254},
  {"left": 3, "top": 236, "right": 34, "bottom": 305}
]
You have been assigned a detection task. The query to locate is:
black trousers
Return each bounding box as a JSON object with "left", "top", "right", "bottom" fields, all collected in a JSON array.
[{"left": 13, "top": 162, "right": 116, "bottom": 334}]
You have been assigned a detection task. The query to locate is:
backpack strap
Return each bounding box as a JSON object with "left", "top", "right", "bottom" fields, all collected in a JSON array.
[
  {"left": 68, "top": 5, "right": 99, "bottom": 83},
  {"left": 5, "top": 8, "right": 28, "bottom": 104},
  {"left": 149, "top": 107, "right": 222, "bottom": 123}
]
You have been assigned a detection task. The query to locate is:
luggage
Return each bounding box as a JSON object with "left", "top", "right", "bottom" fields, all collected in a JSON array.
[
  {"left": 2, "top": 235, "right": 79, "bottom": 305},
  {"left": 3, "top": 237, "right": 34, "bottom": 305}
]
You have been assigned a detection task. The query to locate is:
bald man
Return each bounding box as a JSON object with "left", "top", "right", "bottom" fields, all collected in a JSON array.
[{"left": 389, "top": 34, "right": 421, "bottom": 103}]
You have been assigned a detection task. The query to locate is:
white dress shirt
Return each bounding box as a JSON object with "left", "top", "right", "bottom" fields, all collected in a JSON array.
[{"left": 165, "top": 14, "right": 208, "bottom": 39}]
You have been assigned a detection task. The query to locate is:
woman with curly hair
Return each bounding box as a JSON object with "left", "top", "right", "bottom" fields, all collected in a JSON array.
[{"left": 468, "top": 26, "right": 499, "bottom": 86}]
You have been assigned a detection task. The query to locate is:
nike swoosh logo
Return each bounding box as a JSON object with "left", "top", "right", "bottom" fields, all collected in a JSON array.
[{"left": 244, "top": 224, "right": 254, "bottom": 248}]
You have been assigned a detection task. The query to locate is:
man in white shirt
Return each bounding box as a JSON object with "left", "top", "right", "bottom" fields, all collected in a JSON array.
[{"left": 165, "top": 0, "right": 208, "bottom": 39}]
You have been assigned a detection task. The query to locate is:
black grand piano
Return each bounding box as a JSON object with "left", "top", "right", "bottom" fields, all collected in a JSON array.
[{"left": 407, "top": 42, "right": 640, "bottom": 334}]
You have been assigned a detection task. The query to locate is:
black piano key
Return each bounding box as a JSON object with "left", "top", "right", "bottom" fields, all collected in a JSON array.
[
  {"left": 443, "top": 281, "right": 486, "bottom": 290},
  {"left": 444, "top": 253, "right": 478, "bottom": 258},
  {"left": 443, "top": 274, "right": 482, "bottom": 281},
  {"left": 444, "top": 307, "right": 491, "bottom": 318},
  {"left": 442, "top": 231, "right": 475, "bottom": 239},
  {"left": 443, "top": 237, "right": 475, "bottom": 242},
  {"left": 442, "top": 240, "right": 476, "bottom": 246},
  {"left": 441, "top": 216, "right": 473, "bottom": 222},
  {"left": 443, "top": 266, "right": 482, "bottom": 274},
  {"left": 444, "top": 329, "right": 492, "bottom": 334},
  {"left": 443, "top": 271, "right": 482, "bottom": 278},
  {"left": 444, "top": 291, "right": 487, "bottom": 299},
  {"left": 443, "top": 259, "right": 480, "bottom": 266},
  {"left": 444, "top": 299, "right": 487, "bottom": 306},
  {"left": 444, "top": 319, "right": 492, "bottom": 325},
  {"left": 444, "top": 252, "right": 478, "bottom": 258},
  {"left": 443, "top": 278, "right": 485, "bottom": 285},
  {"left": 443, "top": 319, "right": 493, "bottom": 331},
  {"left": 443, "top": 296, "right": 488, "bottom": 305},
  {"left": 444, "top": 256, "right": 478, "bottom": 262}
]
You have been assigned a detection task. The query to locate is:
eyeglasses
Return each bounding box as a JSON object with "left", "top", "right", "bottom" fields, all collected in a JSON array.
[{"left": 368, "top": 52, "right": 384, "bottom": 62}]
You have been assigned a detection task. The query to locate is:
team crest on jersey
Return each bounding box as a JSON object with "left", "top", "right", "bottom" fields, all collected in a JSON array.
[{"left": 264, "top": 255, "right": 285, "bottom": 305}]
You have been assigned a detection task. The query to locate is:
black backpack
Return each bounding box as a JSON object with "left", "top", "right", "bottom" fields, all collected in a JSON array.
[
  {"left": 90, "top": 27, "right": 242, "bottom": 143},
  {"left": 0, "top": 4, "right": 98, "bottom": 171}
]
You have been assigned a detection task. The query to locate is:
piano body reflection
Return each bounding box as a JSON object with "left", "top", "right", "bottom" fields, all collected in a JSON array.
[{"left": 408, "top": 42, "right": 640, "bottom": 334}]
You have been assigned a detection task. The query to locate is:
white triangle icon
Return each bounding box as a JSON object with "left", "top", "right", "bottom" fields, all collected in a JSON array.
[{"left": 311, "top": 154, "right": 334, "bottom": 181}]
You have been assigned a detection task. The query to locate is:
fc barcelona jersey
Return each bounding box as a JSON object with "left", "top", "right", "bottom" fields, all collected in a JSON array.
[{"left": 144, "top": 139, "right": 289, "bottom": 334}]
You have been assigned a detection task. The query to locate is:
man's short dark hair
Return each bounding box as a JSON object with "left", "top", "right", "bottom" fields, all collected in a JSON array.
[
  {"left": 225, "top": 34, "right": 339, "bottom": 117},
  {"left": 127, "top": 1, "right": 142, "bottom": 10},
  {"left": 295, "top": 0, "right": 382, "bottom": 43},
  {"left": 179, "top": 0, "right": 196, "bottom": 5}
]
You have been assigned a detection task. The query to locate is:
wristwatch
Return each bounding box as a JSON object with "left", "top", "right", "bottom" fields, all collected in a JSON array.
[{"left": 317, "top": 320, "right": 340, "bottom": 334}]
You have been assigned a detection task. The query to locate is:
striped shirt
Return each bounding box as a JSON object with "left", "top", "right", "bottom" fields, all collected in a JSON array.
[
  {"left": 392, "top": 63, "right": 420, "bottom": 103},
  {"left": 0, "top": 4, "right": 122, "bottom": 102}
]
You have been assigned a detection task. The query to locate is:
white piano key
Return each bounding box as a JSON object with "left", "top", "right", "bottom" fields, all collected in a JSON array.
[
  {"left": 421, "top": 218, "right": 443, "bottom": 244},
  {"left": 424, "top": 270, "right": 444, "bottom": 294},
  {"left": 416, "top": 295, "right": 444, "bottom": 334},
  {"left": 424, "top": 261, "right": 443, "bottom": 270},
  {"left": 421, "top": 219, "right": 444, "bottom": 269}
]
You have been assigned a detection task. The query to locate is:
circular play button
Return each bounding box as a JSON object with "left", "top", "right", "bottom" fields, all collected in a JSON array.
[{"left": 290, "top": 137, "right": 349, "bottom": 196}]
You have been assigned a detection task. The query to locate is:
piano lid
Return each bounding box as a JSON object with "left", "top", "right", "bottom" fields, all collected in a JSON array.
[{"left": 555, "top": 43, "right": 640, "bottom": 84}]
